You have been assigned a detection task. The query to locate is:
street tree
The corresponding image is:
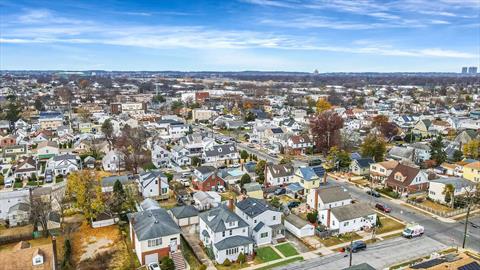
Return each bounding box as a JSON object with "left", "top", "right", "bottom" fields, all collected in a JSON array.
[
  {"left": 360, "top": 134, "right": 387, "bottom": 162},
  {"left": 310, "top": 111, "right": 344, "bottom": 154},
  {"left": 430, "top": 135, "right": 447, "bottom": 165}
]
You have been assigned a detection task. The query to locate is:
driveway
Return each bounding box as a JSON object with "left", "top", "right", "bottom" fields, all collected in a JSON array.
[
  {"left": 285, "top": 231, "right": 311, "bottom": 253},
  {"left": 275, "top": 236, "right": 448, "bottom": 270}
]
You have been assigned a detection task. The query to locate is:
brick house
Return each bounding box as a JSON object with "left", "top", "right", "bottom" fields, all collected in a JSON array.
[
  {"left": 385, "top": 163, "right": 430, "bottom": 196},
  {"left": 192, "top": 166, "right": 226, "bottom": 191}
]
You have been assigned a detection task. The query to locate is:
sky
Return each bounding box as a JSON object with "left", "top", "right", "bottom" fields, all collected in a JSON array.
[{"left": 0, "top": 0, "right": 479, "bottom": 72}]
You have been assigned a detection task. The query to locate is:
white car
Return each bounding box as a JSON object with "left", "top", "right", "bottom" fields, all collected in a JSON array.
[{"left": 148, "top": 262, "right": 161, "bottom": 270}]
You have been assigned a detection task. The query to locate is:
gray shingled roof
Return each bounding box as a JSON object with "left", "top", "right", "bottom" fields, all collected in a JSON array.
[
  {"left": 318, "top": 186, "right": 351, "bottom": 204},
  {"left": 330, "top": 203, "right": 375, "bottom": 222},
  {"left": 170, "top": 205, "right": 199, "bottom": 219},
  {"left": 199, "top": 205, "right": 249, "bottom": 233},
  {"left": 204, "top": 144, "right": 237, "bottom": 157},
  {"left": 235, "top": 198, "right": 279, "bottom": 218},
  {"left": 214, "top": 235, "right": 254, "bottom": 250},
  {"left": 128, "top": 208, "right": 180, "bottom": 241}
]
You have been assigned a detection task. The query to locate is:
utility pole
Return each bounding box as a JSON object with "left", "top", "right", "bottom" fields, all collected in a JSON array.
[
  {"left": 462, "top": 203, "right": 471, "bottom": 248},
  {"left": 349, "top": 240, "right": 353, "bottom": 267}
]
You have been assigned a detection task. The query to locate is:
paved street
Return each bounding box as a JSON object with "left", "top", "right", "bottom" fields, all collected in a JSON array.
[
  {"left": 275, "top": 236, "right": 448, "bottom": 270},
  {"left": 332, "top": 177, "right": 480, "bottom": 252}
]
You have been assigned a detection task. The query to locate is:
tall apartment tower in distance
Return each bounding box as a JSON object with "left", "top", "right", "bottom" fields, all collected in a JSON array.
[
  {"left": 468, "top": 66, "right": 478, "bottom": 74},
  {"left": 462, "top": 67, "right": 468, "bottom": 74}
]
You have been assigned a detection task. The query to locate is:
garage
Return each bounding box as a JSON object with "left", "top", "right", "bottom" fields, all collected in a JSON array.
[
  {"left": 284, "top": 214, "right": 315, "bottom": 238},
  {"left": 144, "top": 253, "right": 159, "bottom": 265}
]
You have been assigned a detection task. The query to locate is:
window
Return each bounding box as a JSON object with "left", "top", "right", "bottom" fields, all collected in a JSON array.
[
  {"left": 226, "top": 247, "right": 239, "bottom": 255},
  {"left": 344, "top": 222, "right": 349, "bottom": 226},
  {"left": 229, "top": 230, "right": 232, "bottom": 236},
  {"left": 273, "top": 216, "right": 276, "bottom": 220},
  {"left": 260, "top": 232, "right": 268, "bottom": 238},
  {"left": 147, "top": 238, "right": 162, "bottom": 247},
  {"left": 222, "top": 231, "right": 225, "bottom": 237}
]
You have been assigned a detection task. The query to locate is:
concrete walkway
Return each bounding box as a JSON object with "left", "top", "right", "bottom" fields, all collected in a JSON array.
[{"left": 180, "top": 227, "right": 216, "bottom": 270}]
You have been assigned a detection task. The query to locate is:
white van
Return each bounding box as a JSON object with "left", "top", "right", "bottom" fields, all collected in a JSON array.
[{"left": 402, "top": 224, "right": 424, "bottom": 238}]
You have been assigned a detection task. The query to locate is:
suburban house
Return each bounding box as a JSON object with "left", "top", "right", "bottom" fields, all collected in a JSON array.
[
  {"left": 428, "top": 177, "right": 476, "bottom": 204},
  {"left": 1, "top": 144, "right": 28, "bottom": 163},
  {"left": 192, "top": 191, "right": 222, "bottom": 211},
  {"left": 350, "top": 158, "right": 375, "bottom": 176},
  {"left": 293, "top": 167, "right": 320, "bottom": 190},
  {"left": 102, "top": 150, "right": 125, "bottom": 172},
  {"left": 370, "top": 160, "right": 399, "bottom": 184},
  {"left": 235, "top": 198, "right": 284, "bottom": 246},
  {"left": 100, "top": 175, "right": 135, "bottom": 193},
  {"left": 462, "top": 161, "right": 480, "bottom": 183},
  {"left": 385, "top": 163, "right": 430, "bottom": 195},
  {"left": 138, "top": 171, "right": 169, "bottom": 199},
  {"left": 199, "top": 205, "right": 254, "bottom": 264},
  {"left": 307, "top": 185, "right": 352, "bottom": 213},
  {"left": 38, "top": 111, "right": 63, "bottom": 130},
  {"left": 169, "top": 205, "right": 199, "bottom": 227},
  {"left": 14, "top": 157, "right": 37, "bottom": 180},
  {"left": 46, "top": 153, "right": 81, "bottom": 177},
  {"left": 170, "top": 146, "right": 191, "bottom": 166},
  {"left": 151, "top": 145, "right": 171, "bottom": 168},
  {"left": 8, "top": 202, "right": 31, "bottom": 227},
  {"left": 36, "top": 141, "right": 59, "bottom": 160},
  {"left": 192, "top": 166, "right": 226, "bottom": 192},
  {"left": 265, "top": 164, "right": 295, "bottom": 187},
  {"left": 286, "top": 135, "right": 313, "bottom": 155},
  {"left": 0, "top": 189, "right": 30, "bottom": 220},
  {"left": 128, "top": 207, "right": 181, "bottom": 265},
  {"left": 284, "top": 214, "right": 315, "bottom": 238},
  {"left": 202, "top": 144, "right": 239, "bottom": 166},
  {"left": 412, "top": 119, "right": 432, "bottom": 137},
  {"left": 326, "top": 203, "right": 377, "bottom": 234},
  {"left": 0, "top": 241, "right": 56, "bottom": 270}
]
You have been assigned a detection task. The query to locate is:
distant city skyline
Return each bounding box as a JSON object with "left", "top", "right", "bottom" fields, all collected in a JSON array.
[{"left": 1, "top": 0, "right": 479, "bottom": 72}]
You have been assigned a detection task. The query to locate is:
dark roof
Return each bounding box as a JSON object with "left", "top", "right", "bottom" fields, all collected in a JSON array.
[
  {"left": 385, "top": 163, "right": 421, "bottom": 188},
  {"left": 128, "top": 208, "right": 180, "bottom": 241},
  {"left": 195, "top": 166, "right": 216, "bottom": 175},
  {"left": 214, "top": 235, "right": 254, "bottom": 250},
  {"left": 204, "top": 144, "right": 237, "bottom": 157},
  {"left": 354, "top": 158, "right": 375, "bottom": 168},
  {"left": 198, "top": 205, "right": 249, "bottom": 233},
  {"left": 343, "top": 263, "right": 376, "bottom": 270},
  {"left": 101, "top": 175, "right": 132, "bottom": 187},
  {"left": 170, "top": 205, "right": 199, "bottom": 219},
  {"left": 318, "top": 186, "right": 351, "bottom": 204},
  {"left": 267, "top": 164, "right": 294, "bottom": 178},
  {"left": 271, "top": 128, "right": 283, "bottom": 134},
  {"left": 253, "top": 221, "right": 265, "bottom": 232},
  {"left": 235, "top": 198, "right": 278, "bottom": 218},
  {"left": 458, "top": 261, "right": 480, "bottom": 270}
]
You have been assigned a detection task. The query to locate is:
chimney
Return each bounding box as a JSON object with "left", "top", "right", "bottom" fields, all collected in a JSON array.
[
  {"left": 323, "top": 173, "right": 327, "bottom": 184},
  {"left": 51, "top": 236, "right": 58, "bottom": 270},
  {"left": 314, "top": 189, "right": 319, "bottom": 211},
  {"left": 326, "top": 209, "right": 331, "bottom": 228}
]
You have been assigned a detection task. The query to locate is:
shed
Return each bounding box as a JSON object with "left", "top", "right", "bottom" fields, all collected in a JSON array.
[{"left": 284, "top": 214, "right": 314, "bottom": 238}]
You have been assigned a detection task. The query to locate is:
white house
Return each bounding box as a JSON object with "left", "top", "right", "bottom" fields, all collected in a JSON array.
[
  {"left": 284, "top": 214, "right": 315, "bottom": 238},
  {"left": 151, "top": 145, "right": 171, "bottom": 168},
  {"left": 192, "top": 191, "right": 221, "bottom": 211},
  {"left": 307, "top": 185, "right": 352, "bottom": 213},
  {"left": 36, "top": 141, "right": 59, "bottom": 159},
  {"left": 46, "top": 153, "right": 81, "bottom": 177},
  {"left": 8, "top": 202, "right": 31, "bottom": 227},
  {"left": 265, "top": 164, "right": 295, "bottom": 187},
  {"left": 235, "top": 198, "right": 284, "bottom": 246},
  {"left": 138, "top": 171, "right": 169, "bottom": 199},
  {"left": 128, "top": 207, "right": 181, "bottom": 265},
  {"left": 13, "top": 157, "right": 37, "bottom": 180},
  {"left": 0, "top": 189, "right": 30, "bottom": 220},
  {"left": 202, "top": 144, "right": 239, "bottom": 166},
  {"left": 102, "top": 150, "right": 125, "bottom": 172},
  {"left": 327, "top": 203, "right": 376, "bottom": 234},
  {"left": 199, "top": 205, "right": 254, "bottom": 264},
  {"left": 428, "top": 177, "right": 476, "bottom": 204}
]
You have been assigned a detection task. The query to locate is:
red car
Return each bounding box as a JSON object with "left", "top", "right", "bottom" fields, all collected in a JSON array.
[{"left": 375, "top": 203, "right": 392, "bottom": 213}]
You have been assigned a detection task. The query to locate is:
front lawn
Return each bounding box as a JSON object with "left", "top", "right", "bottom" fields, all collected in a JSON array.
[
  {"left": 376, "top": 213, "right": 405, "bottom": 235},
  {"left": 418, "top": 199, "right": 453, "bottom": 213},
  {"left": 255, "top": 246, "right": 282, "bottom": 263},
  {"left": 318, "top": 232, "right": 362, "bottom": 247},
  {"left": 275, "top": 243, "right": 299, "bottom": 257}
]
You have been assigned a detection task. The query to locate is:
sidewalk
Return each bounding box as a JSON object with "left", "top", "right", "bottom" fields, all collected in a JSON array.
[{"left": 400, "top": 202, "right": 456, "bottom": 223}]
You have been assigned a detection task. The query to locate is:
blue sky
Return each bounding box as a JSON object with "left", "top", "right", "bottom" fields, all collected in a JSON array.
[{"left": 0, "top": 0, "right": 479, "bottom": 72}]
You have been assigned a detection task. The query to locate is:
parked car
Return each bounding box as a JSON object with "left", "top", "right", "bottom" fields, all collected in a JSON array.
[
  {"left": 148, "top": 262, "right": 161, "bottom": 270},
  {"left": 402, "top": 224, "right": 424, "bottom": 238},
  {"left": 287, "top": 201, "right": 301, "bottom": 208},
  {"left": 347, "top": 240, "right": 367, "bottom": 253},
  {"left": 366, "top": 190, "right": 381, "bottom": 197},
  {"left": 274, "top": 188, "right": 286, "bottom": 196},
  {"left": 375, "top": 203, "right": 392, "bottom": 213}
]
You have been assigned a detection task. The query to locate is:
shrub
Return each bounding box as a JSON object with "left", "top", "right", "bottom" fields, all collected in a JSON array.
[
  {"left": 161, "top": 257, "right": 175, "bottom": 270},
  {"left": 223, "top": 259, "right": 232, "bottom": 266},
  {"left": 199, "top": 265, "right": 207, "bottom": 270},
  {"left": 238, "top": 252, "right": 246, "bottom": 264},
  {"left": 307, "top": 211, "right": 318, "bottom": 224}
]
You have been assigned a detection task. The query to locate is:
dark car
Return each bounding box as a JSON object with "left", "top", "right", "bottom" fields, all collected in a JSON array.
[
  {"left": 366, "top": 190, "right": 381, "bottom": 197},
  {"left": 375, "top": 203, "right": 392, "bottom": 213},
  {"left": 287, "top": 201, "right": 301, "bottom": 208},
  {"left": 274, "top": 188, "right": 286, "bottom": 196},
  {"left": 347, "top": 241, "right": 367, "bottom": 253}
]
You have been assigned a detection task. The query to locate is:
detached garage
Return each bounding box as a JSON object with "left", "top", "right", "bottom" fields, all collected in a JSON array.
[
  {"left": 284, "top": 214, "right": 314, "bottom": 238},
  {"left": 169, "top": 205, "right": 199, "bottom": 227}
]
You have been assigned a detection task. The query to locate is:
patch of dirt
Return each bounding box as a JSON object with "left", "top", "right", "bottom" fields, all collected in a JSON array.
[{"left": 80, "top": 237, "right": 113, "bottom": 261}]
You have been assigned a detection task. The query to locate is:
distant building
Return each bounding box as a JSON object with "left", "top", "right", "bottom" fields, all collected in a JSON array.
[
  {"left": 468, "top": 66, "right": 478, "bottom": 74},
  {"left": 461, "top": 67, "right": 468, "bottom": 74},
  {"left": 110, "top": 102, "right": 146, "bottom": 114}
]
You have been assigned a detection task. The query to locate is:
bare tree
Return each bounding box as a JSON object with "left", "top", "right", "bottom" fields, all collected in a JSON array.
[{"left": 31, "top": 197, "right": 52, "bottom": 238}]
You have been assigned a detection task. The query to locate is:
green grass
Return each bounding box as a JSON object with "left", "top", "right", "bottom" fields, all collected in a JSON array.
[
  {"left": 255, "top": 246, "right": 282, "bottom": 263},
  {"left": 318, "top": 232, "right": 362, "bottom": 247},
  {"left": 255, "top": 256, "right": 304, "bottom": 270},
  {"left": 275, "top": 243, "right": 299, "bottom": 257},
  {"left": 180, "top": 236, "right": 203, "bottom": 270},
  {"left": 376, "top": 213, "right": 405, "bottom": 235}
]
